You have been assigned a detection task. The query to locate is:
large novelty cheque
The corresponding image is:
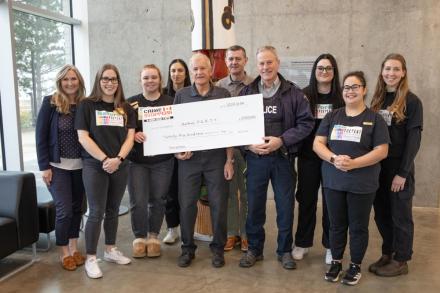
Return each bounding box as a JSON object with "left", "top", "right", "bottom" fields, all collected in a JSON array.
[{"left": 141, "top": 94, "right": 265, "bottom": 156}]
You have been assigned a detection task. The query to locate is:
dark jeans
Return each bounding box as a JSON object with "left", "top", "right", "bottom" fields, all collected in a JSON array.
[
  {"left": 325, "top": 188, "right": 375, "bottom": 264},
  {"left": 245, "top": 152, "right": 295, "bottom": 256},
  {"left": 227, "top": 149, "right": 247, "bottom": 238},
  {"left": 82, "top": 159, "right": 129, "bottom": 255},
  {"left": 373, "top": 158, "right": 414, "bottom": 262},
  {"left": 295, "top": 155, "right": 330, "bottom": 248},
  {"left": 48, "top": 167, "right": 84, "bottom": 246},
  {"left": 128, "top": 158, "right": 174, "bottom": 238},
  {"left": 165, "top": 158, "right": 180, "bottom": 228},
  {"left": 178, "top": 150, "right": 228, "bottom": 254}
]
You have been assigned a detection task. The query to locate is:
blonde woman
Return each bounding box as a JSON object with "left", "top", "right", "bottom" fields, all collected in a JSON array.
[
  {"left": 36, "top": 64, "right": 86, "bottom": 271},
  {"left": 369, "top": 54, "right": 423, "bottom": 277},
  {"left": 127, "top": 65, "right": 175, "bottom": 258}
]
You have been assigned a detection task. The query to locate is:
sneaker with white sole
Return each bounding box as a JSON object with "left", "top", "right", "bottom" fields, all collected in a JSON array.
[
  {"left": 85, "top": 256, "right": 103, "bottom": 279},
  {"left": 291, "top": 246, "right": 309, "bottom": 260},
  {"left": 163, "top": 227, "right": 179, "bottom": 244},
  {"left": 341, "top": 263, "right": 362, "bottom": 286},
  {"left": 325, "top": 249, "right": 333, "bottom": 265},
  {"left": 324, "top": 261, "right": 342, "bottom": 282},
  {"left": 103, "top": 247, "right": 131, "bottom": 265}
]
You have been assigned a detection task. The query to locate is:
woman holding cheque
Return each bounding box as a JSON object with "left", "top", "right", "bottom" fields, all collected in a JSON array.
[
  {"left": 127, "top": 64, "right": 175, "bottom": 258},
  {"left": 313, "top": 71, "right": 389, "bottom": 286}
]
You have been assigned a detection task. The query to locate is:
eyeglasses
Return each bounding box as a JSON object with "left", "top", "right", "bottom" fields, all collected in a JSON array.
[
  {"left": 316, "top": 66, "right": 333, "bottom": 73},
  {"left": 100, "top": 77, "right": 119, "bottom": 84},
  {"left": 343, "top": 84, "right": 364, "bottom": 91}
]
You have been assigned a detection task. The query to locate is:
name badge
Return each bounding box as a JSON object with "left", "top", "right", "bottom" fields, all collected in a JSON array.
[
  {"left": 330, "top": 125, "right": 362, "bottom": 143},
  {"left": 316, "top": 104, "right": 332, "bottom": 119},
  {"left": 378, "top": 109, "right": 392, "bottom": 126},
  {"left": 95, "top": 110, "right": 124, "bottom": 127}
]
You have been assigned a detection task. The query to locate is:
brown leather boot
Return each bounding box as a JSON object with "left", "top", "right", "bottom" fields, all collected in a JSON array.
[
  {"left": 375, "top": 259, "right": 408, "bottom": 277},
  {"left": 224, "top": 236, "right": 239, "bottom": 251},
  {"left": 241, "top": 238, "right": 248, "bottom": 252},
  {"left": 368, "top": 254, "right": 392, "bottom": 273}
]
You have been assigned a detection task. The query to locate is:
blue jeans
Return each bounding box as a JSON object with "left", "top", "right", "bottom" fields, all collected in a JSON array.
[{"left": 245, "top": 152, "right": 296, "bottom": 256}]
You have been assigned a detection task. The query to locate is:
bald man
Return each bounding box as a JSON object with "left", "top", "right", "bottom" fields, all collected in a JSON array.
[{"left": 174, "top": 53, "right": 234, "bottom": 268}]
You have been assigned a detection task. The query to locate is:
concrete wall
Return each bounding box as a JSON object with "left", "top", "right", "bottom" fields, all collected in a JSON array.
[{"left": 87, "top": 0, "right": 440, "bottom": 207}]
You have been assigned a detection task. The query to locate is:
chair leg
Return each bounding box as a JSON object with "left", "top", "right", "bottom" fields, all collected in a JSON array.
[{"left": 0, "top": 243, "right": 38, "bottom": 282}]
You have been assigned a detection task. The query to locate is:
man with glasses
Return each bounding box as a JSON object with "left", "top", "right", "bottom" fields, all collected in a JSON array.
[{"left": 238, "top": 46, "right": 314, "bottom": 270}]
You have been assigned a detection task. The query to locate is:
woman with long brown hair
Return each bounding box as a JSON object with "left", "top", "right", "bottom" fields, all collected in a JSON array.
[
  {"left": 293, "top": 53, "right": 344, "bottom": 264},
  {"left": 369, "top": 54, "right": 423, "bottom": 277},
  {"left": 36, "top": 64, "right": 86, "bottom": 271},
  {"left": 162, "top": 59, "right": 192, "bottom": 244},
  {"left": 75, "top": 64, "right": 136, "bottom": 279}
]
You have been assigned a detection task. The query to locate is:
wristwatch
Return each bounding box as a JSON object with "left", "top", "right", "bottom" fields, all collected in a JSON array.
[
  {"left": 117, "top": 155, "right": 125, "bottom": 162},
  {"left": 330, "top": 154, "right": 337, "bottom": 164}
]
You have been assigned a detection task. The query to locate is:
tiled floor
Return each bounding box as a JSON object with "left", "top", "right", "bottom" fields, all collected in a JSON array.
[{"left": 1, "top": 196, "right": 440, "bottom": 293}]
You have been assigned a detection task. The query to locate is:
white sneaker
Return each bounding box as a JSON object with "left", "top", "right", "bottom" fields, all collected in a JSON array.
[
  {"left": 325, "top": 249, "right": 333, "bottom": 265},
  {"left": 163, "top": 227, "right": 179, "bottom": 244},
  {"left": 291, "top": 246, "right": 309, "bottom": 260},
  {"left": 103, "top": 247, "right": 131, "bottom": 265},
  {"left": 85, "top": 256, "right": 103, "bottom": 279}
]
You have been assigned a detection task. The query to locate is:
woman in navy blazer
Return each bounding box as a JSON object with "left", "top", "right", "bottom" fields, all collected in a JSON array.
[{"left": 36, "top": 64, "right": 86, "bottom": 271}]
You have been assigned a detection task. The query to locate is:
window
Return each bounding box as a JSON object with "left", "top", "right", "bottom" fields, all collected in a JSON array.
[
  {"left": 13, "top": 3, "right": 74, "bottom": 171},
  {"left": 14, "top": 0, "right": 72, "bottom": 17}
]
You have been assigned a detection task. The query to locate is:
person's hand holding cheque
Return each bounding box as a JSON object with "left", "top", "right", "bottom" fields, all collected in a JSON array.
[{"left": 175, "top": 151, "right": 193, "bottom": 160}]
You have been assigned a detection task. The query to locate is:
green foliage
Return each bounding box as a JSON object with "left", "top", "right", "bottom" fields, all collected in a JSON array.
[{"left": 13, "top": 0, "right": 71, "bottom": 124}]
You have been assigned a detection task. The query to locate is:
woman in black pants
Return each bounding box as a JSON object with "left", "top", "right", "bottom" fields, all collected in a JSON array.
[
  {"left": 162, "top": 59, "right": 191, "bottom": 244},
  {"left": 36, "top": 64, "right": 86, "bottom": 271},
  {"left": 293, "top": 54, "right": 343, "bottom": 264},
  {"left": 314, "top": 71, "right": 389, "bottom": 286},
  {"left": 75, "top": 64, "right": 136, "bottom": 279},
  {"left": 127, "top": 64, "right": 175, "bottom": 257},
  {"left": 369, "top": 53, "right": 423, "bottom": 277}
]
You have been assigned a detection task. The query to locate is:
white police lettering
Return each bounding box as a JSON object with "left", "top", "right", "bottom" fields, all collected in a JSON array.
[
  {"left": 315, "top": 104, "right": 332, "bottom": 119},
  {"left": 378, "top": 109, "right": 392, "bottom": 126},
  {"left": 264, "top": 105, "right": 277, "bottom": 114},
  {"left": 330, "top": 125, "right": 363, "bottom": 142}
]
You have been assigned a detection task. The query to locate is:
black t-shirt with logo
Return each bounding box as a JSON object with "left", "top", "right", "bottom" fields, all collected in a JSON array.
[
  {"left": 263, "top": 95, "right": 284, "bottom": 137},
  {"left": 300, "top": 88, "right": 344, "bottom": 159},
  {"left": 316, "top": 107, "right": 390, "bottom": 194},
  {"left": 75, "top": 98, "right": 136, "bottom": 160},
  {"left": 378, "top": 91, "right": 423, "bottom": 158},
  {"left": 127, "top": 93, "right": 174, "bottom": 164}
]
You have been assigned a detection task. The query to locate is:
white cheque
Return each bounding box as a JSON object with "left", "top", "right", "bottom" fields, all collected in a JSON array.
[{"left": 142, "top": 94, "right": 265, "bottom": 156}]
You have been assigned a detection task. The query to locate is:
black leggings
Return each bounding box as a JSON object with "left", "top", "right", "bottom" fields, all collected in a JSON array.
[
  {"left": 325, "top": 188, "right": 375, "bottom": 264},
  {"left": 82, "top": 159, "right": 128, "bottom": 255}
]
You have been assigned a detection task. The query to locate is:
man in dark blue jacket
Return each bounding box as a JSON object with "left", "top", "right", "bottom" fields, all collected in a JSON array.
[{"left": 239, "top": 46, "right": 314, "bottom": 270}]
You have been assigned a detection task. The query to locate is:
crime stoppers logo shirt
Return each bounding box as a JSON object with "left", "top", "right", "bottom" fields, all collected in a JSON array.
[
  {"left": 95, "top": 110, "right": 124, "bottom": 127},
  {"left": 378, "top": 109, "right": 392, "bottom": 126},
  {"left": 330, "top": 125, "right": 363, "bottom": 142},
  {"left": 315, "top": 104, "right": 333, "bottom": 119}
]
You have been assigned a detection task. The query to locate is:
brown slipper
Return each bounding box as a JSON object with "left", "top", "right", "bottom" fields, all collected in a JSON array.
[
  {"left": 133, "top": 238, "right": 147, "bottom": 258},
  {"left": 61, "top": 255, "right": 77, "bottom": 271},
  {"left": 72, "top": 251, "right": 86, "bottom": 266},
  {"left": 146, "top": 238, "right": 161, "bottom": 257}
]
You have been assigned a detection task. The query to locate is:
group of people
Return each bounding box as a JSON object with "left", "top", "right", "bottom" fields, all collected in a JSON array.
[{"left": 36, "top": 45, "right": 422, "bottom": 286}]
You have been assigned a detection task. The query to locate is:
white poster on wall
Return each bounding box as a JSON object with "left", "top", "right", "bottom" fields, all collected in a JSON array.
[{"left": 191, "top": 0, "right": 236, "bottom": 50}]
